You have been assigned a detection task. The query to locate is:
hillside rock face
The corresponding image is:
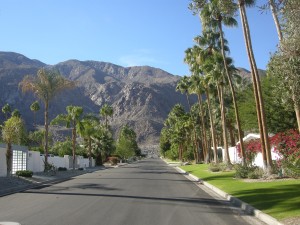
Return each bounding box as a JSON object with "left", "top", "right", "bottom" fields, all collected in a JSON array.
[{"left": 0, "top": 52, "right": 190, "bottom": 146}]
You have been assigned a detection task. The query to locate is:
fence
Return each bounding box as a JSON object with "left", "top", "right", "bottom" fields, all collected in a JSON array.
[{"left": 0, "top": 143, "right": 95, "bottom": 176}]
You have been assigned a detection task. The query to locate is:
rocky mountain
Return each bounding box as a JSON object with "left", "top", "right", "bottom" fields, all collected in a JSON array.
[
  {"left": 0, "top": 52, "right": 263, "bottom": 148},
  {"left": 0, "top": 52, "right": 190, "bottom": 147}
]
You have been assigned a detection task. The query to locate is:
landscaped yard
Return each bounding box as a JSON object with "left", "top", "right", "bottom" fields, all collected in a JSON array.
[{"left": 180, "top": 164, "right": 300, "bottom": 222}]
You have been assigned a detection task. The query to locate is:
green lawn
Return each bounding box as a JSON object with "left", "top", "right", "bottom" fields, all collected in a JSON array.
[{"left": 180, "top": 164, "right": 300, "bottom": 221}]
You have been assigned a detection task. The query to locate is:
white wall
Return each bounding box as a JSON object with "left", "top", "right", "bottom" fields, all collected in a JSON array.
[
  {"left": 27, "top": 151, "right": 95, "bottom": 173},
  {"left": 0, "top": 147, "right": 6, "bottom": 177},
  {"left": 223, "top": 146, "right": 280, "bottom": 168}
]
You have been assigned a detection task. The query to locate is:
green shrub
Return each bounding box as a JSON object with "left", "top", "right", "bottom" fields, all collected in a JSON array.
[
  {"left": 58, "top": 167, "right": 67, "bottom": 171},
  {"left": 234, "top": 164, "right": 263, "bottom": 179},
  {"left": 234, "top": 164, "right": 251, "bottom": 178},
  {"left": 78, "top": 168, "right": 84, "bottom": 171},
  {"left": 16, "top": 170, "right": 33, "bottom": 177},
  {"left": 208, "top": 163, "right": 221, "bottom": 172}
]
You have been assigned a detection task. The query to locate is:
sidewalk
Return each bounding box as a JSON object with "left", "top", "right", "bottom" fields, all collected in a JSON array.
[{"left": 0, "top": 167, "right": 105, "bottom": 197}]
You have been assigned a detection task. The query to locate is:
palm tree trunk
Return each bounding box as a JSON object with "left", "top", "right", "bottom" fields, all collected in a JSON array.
[
  {"left": 6, "top": 142, "right": 12, "bottom": 177},
  {"left": 295, "top": 106, "right": 300, "bottom": 133},
  {"left": 88, "top": 137, "right": 92, "bottom": 167},
  {"left": 269, "top": 0, "right": 283, "bottom": 41},
  {"left": 293, "top": 94, "right": 300, "bottom": 133},
  {"left": 206, "top": 89, "right": 218, "bottom": 163},
  {"left": 218, "top": 21, "right": 245, "bottom": 165},
  {"left": 238, "top": 1, "right": 272, "bottom": 170},
  {"left": 197, "top": 93, "right": 208, "bottom": 162},
  {"left": 218, "top": 84, "right": 231, "bottom": 165},
  {"left": 72, "top": 125, "right": 76, "bottom": 171},
  {"left": 44, "top": 100, "right": 49, "bottom": 170},
  {"left": 185, "top": 92, "right": 199, "bottom": 163}
]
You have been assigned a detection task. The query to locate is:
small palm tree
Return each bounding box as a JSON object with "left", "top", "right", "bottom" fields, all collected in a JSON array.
[
  {"left": 30, "top": 101, "right": 40, "bottom": 126},
  {"left": 19, "top": 68, "right": 75, "bottom": 169},
  {"left": 1, "top": 116, "right": 26, "bottom": 176},
  {"left": 51, "top": 106, "right": 84, "bottom": 170},
  {"left": 79, "top": 116, "right": 99, "bottom": 167}
]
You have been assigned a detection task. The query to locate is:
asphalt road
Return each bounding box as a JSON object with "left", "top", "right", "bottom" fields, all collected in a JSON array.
[{"left": 0, "top": 158, "right": 264, "bottom": 225}]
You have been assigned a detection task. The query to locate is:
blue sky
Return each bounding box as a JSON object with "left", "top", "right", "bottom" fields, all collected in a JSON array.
[{"left": 0, "top": 0, "right": 279, "bottom": 76}]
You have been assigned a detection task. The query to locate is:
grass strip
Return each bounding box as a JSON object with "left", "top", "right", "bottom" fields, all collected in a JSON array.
[{"left": 180, "top": 164, "right": 300, "bottom": 221}]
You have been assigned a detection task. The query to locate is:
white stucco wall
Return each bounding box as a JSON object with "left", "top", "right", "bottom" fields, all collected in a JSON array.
[{"left": 0, "top": 147, "right": 7, "bottom": 177}]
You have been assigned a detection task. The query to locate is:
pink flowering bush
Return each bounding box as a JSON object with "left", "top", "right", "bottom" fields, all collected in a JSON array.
[
  {"left": 236, "top": 139, "right": 261, "bottom": 165},
  {"left": 236, "top": 129, "right": 300, "bottom": 177},
  {"left": 270, "top": 129, "right": 300, "bottom": 177}
]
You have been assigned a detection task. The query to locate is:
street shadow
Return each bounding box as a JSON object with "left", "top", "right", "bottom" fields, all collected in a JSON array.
[
  {"left": 30, "top": 183, "right": 120, "bottom": 192},
  {"left": 75, "top": 177, "right": 192, "bottom": 183},
  {"left": 23, "top": 189, "right": 233, "bottom": 211}
]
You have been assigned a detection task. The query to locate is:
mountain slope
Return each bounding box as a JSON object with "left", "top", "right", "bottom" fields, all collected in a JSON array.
[{"left": 0, "top": 52, "right": 189, "bottom": 146}]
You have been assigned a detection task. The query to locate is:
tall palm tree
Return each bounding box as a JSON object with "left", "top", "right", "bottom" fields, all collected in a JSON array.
[
  {"left": 203, "top": 75, "right": 219, "bottom": 163},
  {"left": 236, "top": 0, "right": 272, "bottom": 170},
  {"left": 190, "top": 0, "right": 245, "bottom": 165},
  {"left": 51, "top": 106, "right": 84, "bottom": 170},
  {"left": 19, "top": 68, "right": 75, "bottom": 169},
  {"left": 184, "top": 33, "right": 220, "bottom": 163},
  {"left": 203, "top": 0, "right": 246, "bottom": 165},
  {"left": 267, "top": 0, "right": 283, "bottom": 41},
  {"left": 176, "top": 76, "right": 199, "bottom": 162},
  {"left": 30, "top": 101, "right": 40, "bottom": 126},
  {"left": 189, "top": 74, "right": 209, "bottom": 162},
  {"left": 100, "top": 104, "right": 113, "bottom": 129}
]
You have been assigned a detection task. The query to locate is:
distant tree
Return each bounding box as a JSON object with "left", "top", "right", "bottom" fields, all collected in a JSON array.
[
  {"left": 30, "top": 101, "right": 40, "bottom": 126},
  {"left": 79, "top": 116, "right": 99, "bottom": 167},
  {"left": 19, "top": 68, "right": 75, "bottom": 169},
  {"left": 1, "top": 116, "right": 26, "bottom": 176},
  {"left": 100, "top": 104, "right": 113, "bottom": 129},
  {"left": 28, "top": 130, "right": 46, "bottom": 153},
  {"left": 2, "top": 103, "right": 11, "bottom": 120},
  {"left": 116, "top": 125, "right": 139, "bottom": 161},
  {"left": 50, "top": 138, "right": 86, "bottom": 157},
  {"left": 51, "top": 106, "right": 84, "bottom": 170}
]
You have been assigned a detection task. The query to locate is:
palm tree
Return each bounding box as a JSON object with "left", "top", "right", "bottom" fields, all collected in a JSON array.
[
  {"left": 51, "top": 106, "right": 84, "bottom": 170},
  {"left": 236, "top": 0, "right": 272, "bottom": 170},
  {"left": 203, "top": 75, "right": 219, "bottom": 163},
  {"left": 184, "top": 32, "right": 221, "bottom": 163},
  {"left": 164, "top": 104, "right": 187, "bottom": 161},
  {"left": 202, "top": 0, "right": 246, "bottom": 165},
  {"left": 176, "top": 76, "right": 200, "bottom": 162},
  {"left": 30, "top": 101, "right": 40, "bottom": 126},
  {"left": 79, "top": 116, "right": 99, "bottom": 167},
  {"left": 2, "top": 103, "right": 11, "bottom": 120},
  {"left": 100, "top": 104, "right": 113, "bottom": 129},
  {"left": 19, "top": 68, "right": 75, "bottom": 169},
  {"left": 1, "top": 116, "right": 26, "bottom": 176},
  {"left": 189, "top": 74, "right": 209, "bottom": 162}
]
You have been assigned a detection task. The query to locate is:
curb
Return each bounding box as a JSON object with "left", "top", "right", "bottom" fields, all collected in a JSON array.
[{"left": 174, "top": 166, "right": 284, "bottom": 225}]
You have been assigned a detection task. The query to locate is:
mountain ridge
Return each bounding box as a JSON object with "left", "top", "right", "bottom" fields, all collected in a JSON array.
[
  {"left": 0, "top": 51, "right": 261, "bottom": 147},
  {"left": 0, "top": 51, "right": 188, "bottom": 147}
]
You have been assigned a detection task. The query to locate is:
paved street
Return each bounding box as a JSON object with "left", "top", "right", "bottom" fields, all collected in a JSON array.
[{"left": 0, "top": 159, "right": 264, "bottom": 225}]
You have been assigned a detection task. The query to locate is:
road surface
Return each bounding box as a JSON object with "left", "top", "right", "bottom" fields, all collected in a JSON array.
[{"left": 0, "top": 158, "right": 264, "bottom": 225}]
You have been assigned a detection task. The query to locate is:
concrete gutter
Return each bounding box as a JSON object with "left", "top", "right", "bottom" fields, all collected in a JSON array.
[{"left": 174, "top": 166, "right": 284, "bottom": 225}]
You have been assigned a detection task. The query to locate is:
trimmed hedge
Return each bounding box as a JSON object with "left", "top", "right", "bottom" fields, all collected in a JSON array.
[{"left": 16, "top": 170, "right": 33, "bottom": 177}]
